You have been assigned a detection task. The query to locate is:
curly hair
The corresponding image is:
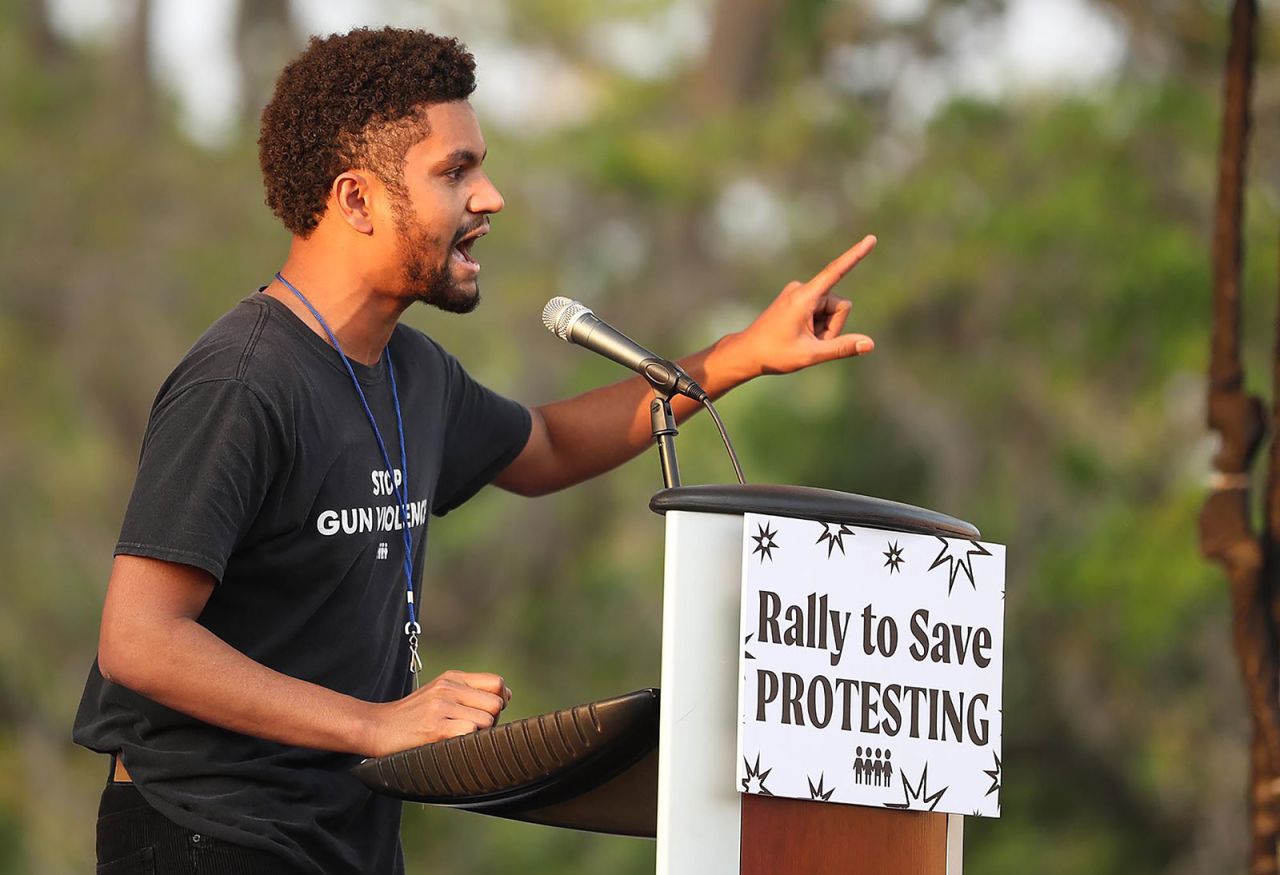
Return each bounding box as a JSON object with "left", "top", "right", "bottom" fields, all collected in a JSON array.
[{"left": 258, "top": 28, "right": 476, "bottom": 237}]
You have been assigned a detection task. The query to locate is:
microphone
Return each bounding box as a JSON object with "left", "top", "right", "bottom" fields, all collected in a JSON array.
[{"left": 541, "top": 297, "right": 708, "bottom": 402}]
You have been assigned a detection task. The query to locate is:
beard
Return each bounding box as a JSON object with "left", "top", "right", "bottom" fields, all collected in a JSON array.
[{"left": 392, "top": 202, "right": 480, "bottom": 315}]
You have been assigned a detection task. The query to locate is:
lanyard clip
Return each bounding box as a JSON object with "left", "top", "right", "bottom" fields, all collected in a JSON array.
[{"left": 404, "top": 621, "right": 423, "bottom": 678}]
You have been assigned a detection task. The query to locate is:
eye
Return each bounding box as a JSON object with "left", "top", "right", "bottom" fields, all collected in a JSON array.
[{"left": 443, "top": 166, "right": 466, "bottom": 181}]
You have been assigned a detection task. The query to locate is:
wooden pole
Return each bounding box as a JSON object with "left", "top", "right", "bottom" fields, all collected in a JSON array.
[{"left": 1199, "top": 1, "right": 1280, "bottom": 871}]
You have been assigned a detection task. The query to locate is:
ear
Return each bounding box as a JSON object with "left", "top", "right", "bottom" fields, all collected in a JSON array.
[{"left": 330, "top": 171, "right": 377, "bottom": 235}]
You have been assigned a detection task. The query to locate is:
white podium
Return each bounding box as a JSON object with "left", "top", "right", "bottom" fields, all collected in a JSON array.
[{"left": 652, "top": 484, "right": 979, "bottom": 875}]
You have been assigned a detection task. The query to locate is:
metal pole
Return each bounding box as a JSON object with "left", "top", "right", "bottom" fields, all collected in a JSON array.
[{"left": 650, "top": 393, "right": 681, "bottom": 488}]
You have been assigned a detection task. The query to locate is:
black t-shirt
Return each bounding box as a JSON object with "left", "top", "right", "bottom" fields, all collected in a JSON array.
[{"left": 73, "top": 293, "right": 532, "bottom": 874}]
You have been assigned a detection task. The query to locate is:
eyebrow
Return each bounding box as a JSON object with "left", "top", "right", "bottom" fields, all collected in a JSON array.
[{"left": 433, "top": 148, "right": 487, "bottom": 170}]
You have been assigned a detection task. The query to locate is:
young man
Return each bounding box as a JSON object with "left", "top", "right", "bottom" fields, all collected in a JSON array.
[{"left": 74, "top": 27, "right": 877, "bottom": 875}]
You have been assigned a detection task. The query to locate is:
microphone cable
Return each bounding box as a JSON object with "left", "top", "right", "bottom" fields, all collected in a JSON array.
[{"left": 701, "top": 396, "right": 746, "bottom": 485}]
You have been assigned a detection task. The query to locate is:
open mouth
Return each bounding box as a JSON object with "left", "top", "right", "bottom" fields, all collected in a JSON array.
[
  {"left": 452, "top": 238, "right": 478, "bottom": 266},
  {"left": 451, "top": 227, "right": 486, "bottom": 271}
]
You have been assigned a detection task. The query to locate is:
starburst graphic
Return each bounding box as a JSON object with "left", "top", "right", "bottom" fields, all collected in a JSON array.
[
  {"left": 808, "top": 773, "right": 835, "bottom": 801},
  {"left": 928, "top": 537, "right": 992, "bottom": 595},
  {"left": 816, "top": 522, "right": 854, "bottom": 558},
  {"left": 984, "top": 752, "right": 1001, "bottom": 797},
  {"left": 884, "top": 763, "right": 948, "bottom": 812},
  {"left": 741, "top": 753, "right": 773, "bottom": 795},
  {"left": 744, "top": 633, "right": 755, "bottom": 660},
  {"left": 752, "top": 522, "right": 779, "bottom": 563},
  {"left": 883, "top": 541, "right": 905, "bottom": 574}
]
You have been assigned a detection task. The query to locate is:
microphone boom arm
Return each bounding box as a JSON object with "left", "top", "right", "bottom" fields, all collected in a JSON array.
[{"left": 649, "top": 391, "right": 682, "bottom": 489}]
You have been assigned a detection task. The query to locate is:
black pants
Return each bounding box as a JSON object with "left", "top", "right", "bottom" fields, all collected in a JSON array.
[{"left": 96, "top": 780, "right": 299, "bottom": 874}]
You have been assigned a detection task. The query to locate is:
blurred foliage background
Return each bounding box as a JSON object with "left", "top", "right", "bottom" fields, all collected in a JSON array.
[{"left": 3, "top": 0, "right": 1280, "bottom": 871}]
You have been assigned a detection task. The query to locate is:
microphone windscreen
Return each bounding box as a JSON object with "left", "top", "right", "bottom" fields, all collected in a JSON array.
[{"left": 541, "top": 297, "right": 592, "bottom": 341}]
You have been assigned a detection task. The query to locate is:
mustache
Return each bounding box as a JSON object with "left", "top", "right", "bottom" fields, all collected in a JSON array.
[{"left": 451, "top": 220, "right": 489, "bottom": 247}]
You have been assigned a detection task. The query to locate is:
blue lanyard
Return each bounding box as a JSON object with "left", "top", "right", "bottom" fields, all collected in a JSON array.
[{"left": 274, "top": 273, "right": 423, "bottom": 680}]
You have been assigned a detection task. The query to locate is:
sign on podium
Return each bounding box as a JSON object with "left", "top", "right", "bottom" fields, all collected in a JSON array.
[{"left": 737, "top": 514, "right": 1004, "bottom": 818}]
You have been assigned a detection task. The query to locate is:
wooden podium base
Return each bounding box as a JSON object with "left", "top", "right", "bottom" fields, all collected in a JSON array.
[{"left": 741, "top": 795, "right": 949, "bottom": 875}]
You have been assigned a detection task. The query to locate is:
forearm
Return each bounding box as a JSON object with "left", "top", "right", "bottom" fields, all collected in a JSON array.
[
  {"left": 505, "top": 331, "right": 757, "bottom": 495},
  {"left": 498, "top": 236, "right": 878, "bottom": 496},
  {"left": 102, "top": 616, "right": 376, "bottom": 756}
]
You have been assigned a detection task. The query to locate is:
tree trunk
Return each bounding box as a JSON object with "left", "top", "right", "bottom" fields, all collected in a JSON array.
[
  {"left": 22, "top": 0, "right": 66, "bottom": 66},
  {"left": 1200, "top": 2, "right": 1279, "bottom": 872},
  {"left": 114, "top": 0, "right": 155, "bottom": 130},
  {"left": 692, "top": 0, "right": 789, "bottom": 112},
  {"left": 235, "top": 0, "right": 298, "bottom": 127}
]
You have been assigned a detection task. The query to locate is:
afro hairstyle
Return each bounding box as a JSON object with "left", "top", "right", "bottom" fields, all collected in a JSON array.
[{"left": 258, "top": 28, "right": 476, "bottom": 237}]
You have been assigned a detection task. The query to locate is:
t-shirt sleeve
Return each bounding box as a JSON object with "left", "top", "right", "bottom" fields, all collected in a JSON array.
[
  {"left": 115, "top": 378, "right": 279, "bottom": 581},
  {"left": 432, "top": 353, "right": 532, "bottom": 517}
]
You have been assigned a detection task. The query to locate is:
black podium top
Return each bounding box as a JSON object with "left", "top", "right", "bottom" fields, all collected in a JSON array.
[
  {"left": 352, "top": 689, "right": 659, "bottom": 837},
  {"left": 650, "top": 484, "right": 980, "bottom": 539}
]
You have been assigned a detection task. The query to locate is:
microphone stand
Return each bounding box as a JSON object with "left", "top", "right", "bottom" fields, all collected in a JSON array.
[{"left": 649, "top": 389, "right": 681, "bottom": 488}]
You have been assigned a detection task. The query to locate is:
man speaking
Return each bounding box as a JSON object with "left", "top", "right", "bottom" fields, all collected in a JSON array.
[{"left": 74, "top": 27, "right": 877, "bottom": 874}]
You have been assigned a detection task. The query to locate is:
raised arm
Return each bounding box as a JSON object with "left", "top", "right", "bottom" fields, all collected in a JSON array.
[{"left": 494, "top": 235, "right": 878, "bottom": 497}]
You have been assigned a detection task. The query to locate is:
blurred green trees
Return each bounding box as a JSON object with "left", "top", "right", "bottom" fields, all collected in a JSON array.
[{"left": 2, "top": 0, "right": 1278, "bottom": 872}]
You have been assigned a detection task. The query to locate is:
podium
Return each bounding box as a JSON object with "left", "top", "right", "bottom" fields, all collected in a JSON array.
[{"left": 355, "top": 484, "right": 983, "bottom": 874}]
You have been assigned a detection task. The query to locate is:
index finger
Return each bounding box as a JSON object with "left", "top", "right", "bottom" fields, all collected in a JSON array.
[
  {"left": 806, "top": 234, "right": 877, "bottom": 294},
  {"left": 446, "top": 686, "right": 507, "bottom": 717},
  {"left": 443, "top": 670, "right": 509, "bottom": 697}
]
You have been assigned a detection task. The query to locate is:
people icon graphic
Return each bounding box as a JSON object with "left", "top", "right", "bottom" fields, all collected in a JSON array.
[{"left": 853, "top": 746, "right": 894, "bottom": 787}]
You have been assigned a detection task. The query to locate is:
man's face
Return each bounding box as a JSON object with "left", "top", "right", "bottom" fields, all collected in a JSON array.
[{"left": 387, "top": 101, "right": 503, "bottom": 313}]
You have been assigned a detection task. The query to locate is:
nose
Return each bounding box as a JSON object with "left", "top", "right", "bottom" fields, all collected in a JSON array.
[{"left": 468, "top": 172, "right": 504, "bottom": 215}]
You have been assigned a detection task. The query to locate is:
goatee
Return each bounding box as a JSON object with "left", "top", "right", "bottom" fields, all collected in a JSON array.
[
  {"left": 398, "top": 225, "right": 480, "bottom": 314},
  {"left": 405, "top": 257, "right": 480, "bottom": 314}
]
